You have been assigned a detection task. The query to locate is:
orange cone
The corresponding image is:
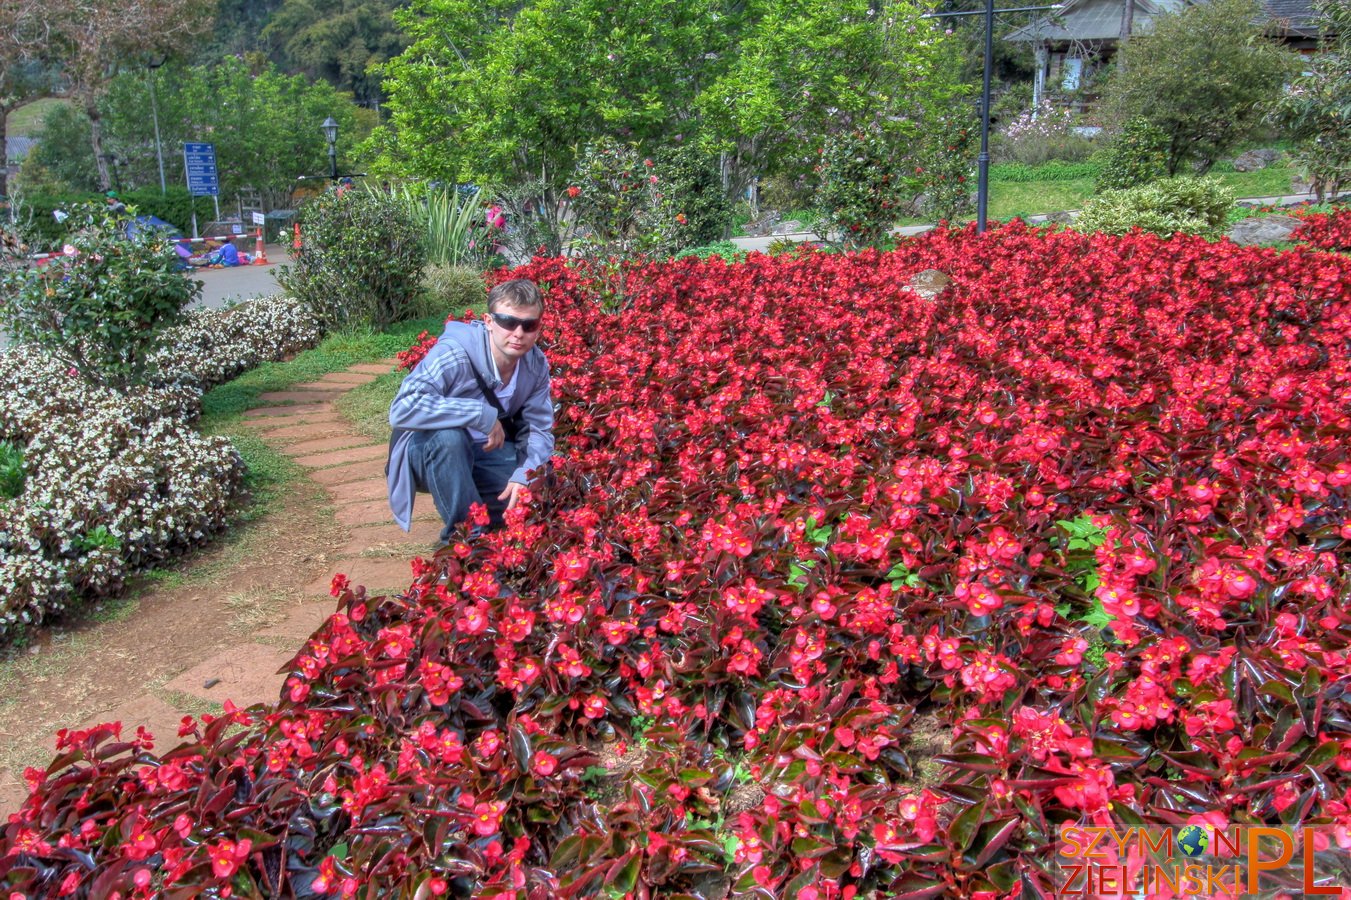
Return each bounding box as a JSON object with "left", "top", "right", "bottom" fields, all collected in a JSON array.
[{"left": 253, "top": 227, "right": 269, "bottom": 265}]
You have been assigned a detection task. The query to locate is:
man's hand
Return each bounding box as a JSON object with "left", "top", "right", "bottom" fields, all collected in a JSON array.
[
  {"left": 498, "top": 481, "right": 527, "bottom": 511},
  {"left": 483, "top": 419, "right": 505, "bottom": 451}
]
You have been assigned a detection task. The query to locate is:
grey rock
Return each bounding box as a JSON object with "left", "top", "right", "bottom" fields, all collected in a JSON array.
[
  {"left": 1232, "top": 149, "right": 1282, "bottom": 172},
  {"left": 908, "top": 269, "right": 952, "bottom": 301},
  {"left": 1227, "top": 215, "right": 1302, "bottom": 246},
  {"left": 772, "top": 220, "right": 805, "bottom": 235}
]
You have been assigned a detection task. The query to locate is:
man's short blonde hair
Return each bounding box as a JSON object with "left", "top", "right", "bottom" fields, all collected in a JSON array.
[{"left": 488, "top": 279, "right": 543, "bottom": 314}]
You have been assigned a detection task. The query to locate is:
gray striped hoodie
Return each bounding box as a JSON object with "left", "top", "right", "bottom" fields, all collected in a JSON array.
[{"left": 386, "top": 320, "right": 554, "bottom": 531}]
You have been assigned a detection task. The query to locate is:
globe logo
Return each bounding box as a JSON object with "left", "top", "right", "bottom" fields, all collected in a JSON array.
[{"left": 1177, "top": 825, "right": 1210, "bottom": 859}]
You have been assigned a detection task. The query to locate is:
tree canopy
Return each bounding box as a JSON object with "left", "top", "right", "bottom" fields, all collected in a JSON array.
[
  {"left": 1275, "top": 0, "right": 1351, "bottom": 200},
  {"left": 369, "top": 0, "right": 961, "bottom": 192},
  {"left": 27, "top": 56, "right": 364, "bottom": 208},
  {"left": 261, "top": 0, "right": 408, "bottom": 106},
  {"left": 36, "top": 0, "right": 217, "bottom": 191},
  {"left": 1100, "top": 0, "right": 1294, "bottom": 175}
]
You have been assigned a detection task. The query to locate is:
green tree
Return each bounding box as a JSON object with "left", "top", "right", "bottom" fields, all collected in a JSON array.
[
  {"left": 25, "top": 104, "right": 97, "bottom": 192},
  {"left": 192, "top": 0, "right": 285, "bottom": 64},
  {"left": 0, "top": 0, "right": 59, "bottom": 201},
  {"left": 262, "top": 0, "right": 408, "bottom": 105},
  {"left": 696, "top": 0, "right": 960, "bottom": 194},
  {"left": 0, "top": 202, "right": 199, "bottom": 389},
  {"left": 40, "top": 0, "right": 217, "bottom": 191},
  {"left": 371, "top": 0, "right": 958, "bottom": 203},
  {"left": 1100, "top": 0, "right": 1294, "bottom": 176},
  {"left": 1275, "top": 0, "right": 1351, "bottom": 201},
  {"left": 373, "top": 0, "right": 739, "bottom": 186},
  {"left": 32, "top": 57, "right": 364, "bottom": 208}
]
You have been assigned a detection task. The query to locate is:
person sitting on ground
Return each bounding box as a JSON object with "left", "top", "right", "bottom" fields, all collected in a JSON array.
[
  {"left": 215, "top": 234, "right": 242, "bottom": 266},
  {"left": 386, "top": 279, "right": 555, "bottom": 542}
]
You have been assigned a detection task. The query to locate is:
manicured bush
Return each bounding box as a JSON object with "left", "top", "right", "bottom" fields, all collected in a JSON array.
[
  {"left": 567, "top": 138, "right": 672, "bottom": 260},
  {"left": 0, "top": 356, "right": 243, "bottom": 633},
  {"left": 655, "top": 143, "right": 736, "bottom": 249},
  {"left": 277, "top": 186, "right": 426, "bottom": 328},
  {"left": 913, "top": 112, "right": 976, "bottom": 222},
  {"left": 9, "top": 189, "right": 199, "bottom": 252},
  {"left": 1095, "top": 117, "right": 1170, "bottom": 191},
  {"left": 6, "top": 226, "right": 1349, "bottom": 897},
  {"left": 0, "top": 203, "right": 198, "bottom": 390},
  {"left": 1075, "top": 176, "right": 1234, "bottom": 238},
  {"left": 419, "top": 264, "right": 490, "bottom": 317},
  {"left": 814, "top": 125, "right": 910, "bottom": 250},
  {"left": 0, "top": 296, "right": 324, "bottom": 639}
]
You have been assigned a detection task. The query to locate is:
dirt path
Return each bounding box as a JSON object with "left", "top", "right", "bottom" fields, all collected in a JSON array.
[{"left": 0, "top": 362, "right": 442, "bottom": 816}]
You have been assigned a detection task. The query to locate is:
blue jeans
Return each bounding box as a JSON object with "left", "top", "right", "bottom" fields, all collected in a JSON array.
[{"left": 406, "top": 428, "right": 520, "bottom": 542}]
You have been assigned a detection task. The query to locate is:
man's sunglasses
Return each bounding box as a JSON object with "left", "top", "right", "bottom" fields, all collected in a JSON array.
[{"left": 489, "top": 312, "right": 542, "bottom": 333}]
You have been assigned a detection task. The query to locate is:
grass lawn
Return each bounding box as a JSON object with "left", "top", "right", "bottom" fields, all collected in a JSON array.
[
  {"left": 986, "top": 165, "right": 1297, "bottom": 221},
  {"left": 733, "top": 163, "right": 1300, "bottom": 234},
  {"left": 7, "top": 98, "right": 69, "bottom": 137}
]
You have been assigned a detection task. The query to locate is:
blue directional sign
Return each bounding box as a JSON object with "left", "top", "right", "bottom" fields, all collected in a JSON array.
[{"left": 183, "top": 142, "right": 219, "bottom": 197}]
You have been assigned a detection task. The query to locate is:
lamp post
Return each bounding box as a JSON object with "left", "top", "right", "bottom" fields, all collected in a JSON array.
[
  {"left": 148, "top": 57, "right": 167, "bottom": 194},
  {"left": 321, "top": 117, "right": 339, "bottom": 182},
  {"left": 925, "top": 2, "right": 1061, "bottom": 233}
]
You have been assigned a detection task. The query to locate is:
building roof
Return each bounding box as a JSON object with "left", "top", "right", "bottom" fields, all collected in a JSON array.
[
  {"left": 4, "top": 136, "right": 37, "bottom": 165},
  {"left": 1260, "top": 0, "right": 1323, "bottom": 37},
  {"left": 1005, "top": 0, "right": 1331, "bottom": 42},
  {"left": 1005, "top": 0, "right": 1182, "bottom": 42}
]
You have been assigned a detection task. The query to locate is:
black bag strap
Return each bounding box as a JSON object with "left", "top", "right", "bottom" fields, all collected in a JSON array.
[{"left": 466, "top": 358, "right": 509, "bottom": 418}]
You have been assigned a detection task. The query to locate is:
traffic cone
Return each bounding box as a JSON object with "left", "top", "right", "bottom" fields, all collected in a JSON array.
[{"left": 253, "top": 227, "right": 269, "bottom": 265}]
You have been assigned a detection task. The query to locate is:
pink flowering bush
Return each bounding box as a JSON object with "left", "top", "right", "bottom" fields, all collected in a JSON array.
[{"left": 3, "top": 224, "right": 1351, "bottom": 897}]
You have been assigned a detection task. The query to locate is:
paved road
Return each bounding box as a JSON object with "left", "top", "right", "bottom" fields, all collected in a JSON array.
[{"left": 190, "top": 243, "right": 290, "bottom": 309}]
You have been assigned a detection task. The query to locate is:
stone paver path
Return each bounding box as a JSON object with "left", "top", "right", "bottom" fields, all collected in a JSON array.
[{"left": 0, "top": 360, "right": 440, "bottom": 815}]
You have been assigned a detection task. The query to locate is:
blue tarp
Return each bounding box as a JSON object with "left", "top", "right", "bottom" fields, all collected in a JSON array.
[{"left": 124, "top": 215, "right": 184, "bottom": 240}]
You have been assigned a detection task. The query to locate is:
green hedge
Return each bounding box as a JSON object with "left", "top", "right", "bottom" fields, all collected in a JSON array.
[{"left": 17, "top": 188, "right": 202, "bottom": 252}]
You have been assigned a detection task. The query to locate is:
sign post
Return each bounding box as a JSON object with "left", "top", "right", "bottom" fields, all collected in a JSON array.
[{"left": 183, "top": 142, "right": 220, "bottom": 239}]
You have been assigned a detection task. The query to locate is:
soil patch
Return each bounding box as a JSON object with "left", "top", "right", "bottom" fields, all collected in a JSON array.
[
  {"left": 0, "top": 358, "right": 419, "bottom": 817},
  {"left": 0, "top": 481, "right": 346, "bottom": 810}
]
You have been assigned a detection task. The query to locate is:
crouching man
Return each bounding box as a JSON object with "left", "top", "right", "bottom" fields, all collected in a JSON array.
[{"left": 386, "top": 279, "right": 554, "bottom": 541}]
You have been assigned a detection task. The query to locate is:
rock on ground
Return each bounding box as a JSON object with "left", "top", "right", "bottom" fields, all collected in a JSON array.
[{"left": 1227, "top": 215, "right": 1302, "bottom": 246}]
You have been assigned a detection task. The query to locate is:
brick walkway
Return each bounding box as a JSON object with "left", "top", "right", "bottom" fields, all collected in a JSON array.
[{"left": 0, "top": 360, "right": 440, "bottom": 815}]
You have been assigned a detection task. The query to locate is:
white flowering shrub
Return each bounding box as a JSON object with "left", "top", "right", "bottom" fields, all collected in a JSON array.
[
  {"left": 150, "top": 295, "right": 323, "bottom": 391},
  {"left": 0, "top": 356, "right": 244, "bottom": 633},
  {"left": 0, "top": 295, "right": 324, "bottom": 637},
  {"left": 995, "top": 102, "right": 1096, "bottom": 166}
]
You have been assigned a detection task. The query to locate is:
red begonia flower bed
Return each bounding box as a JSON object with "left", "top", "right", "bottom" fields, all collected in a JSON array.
[
  {"left": 1292, "top": 207, "right": 1351, "bottom": 252},
  {"left": 3, "top": 222, "right": 1350, "bottom": 898}
]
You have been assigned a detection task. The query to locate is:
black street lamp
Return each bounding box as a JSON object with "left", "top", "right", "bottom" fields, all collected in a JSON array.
[
  {"left": 321, "top": 117, "right": 340, "bottom": 181},
  {"left": 925, "top": 2, "right": 1061, "bottom": 233}
]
